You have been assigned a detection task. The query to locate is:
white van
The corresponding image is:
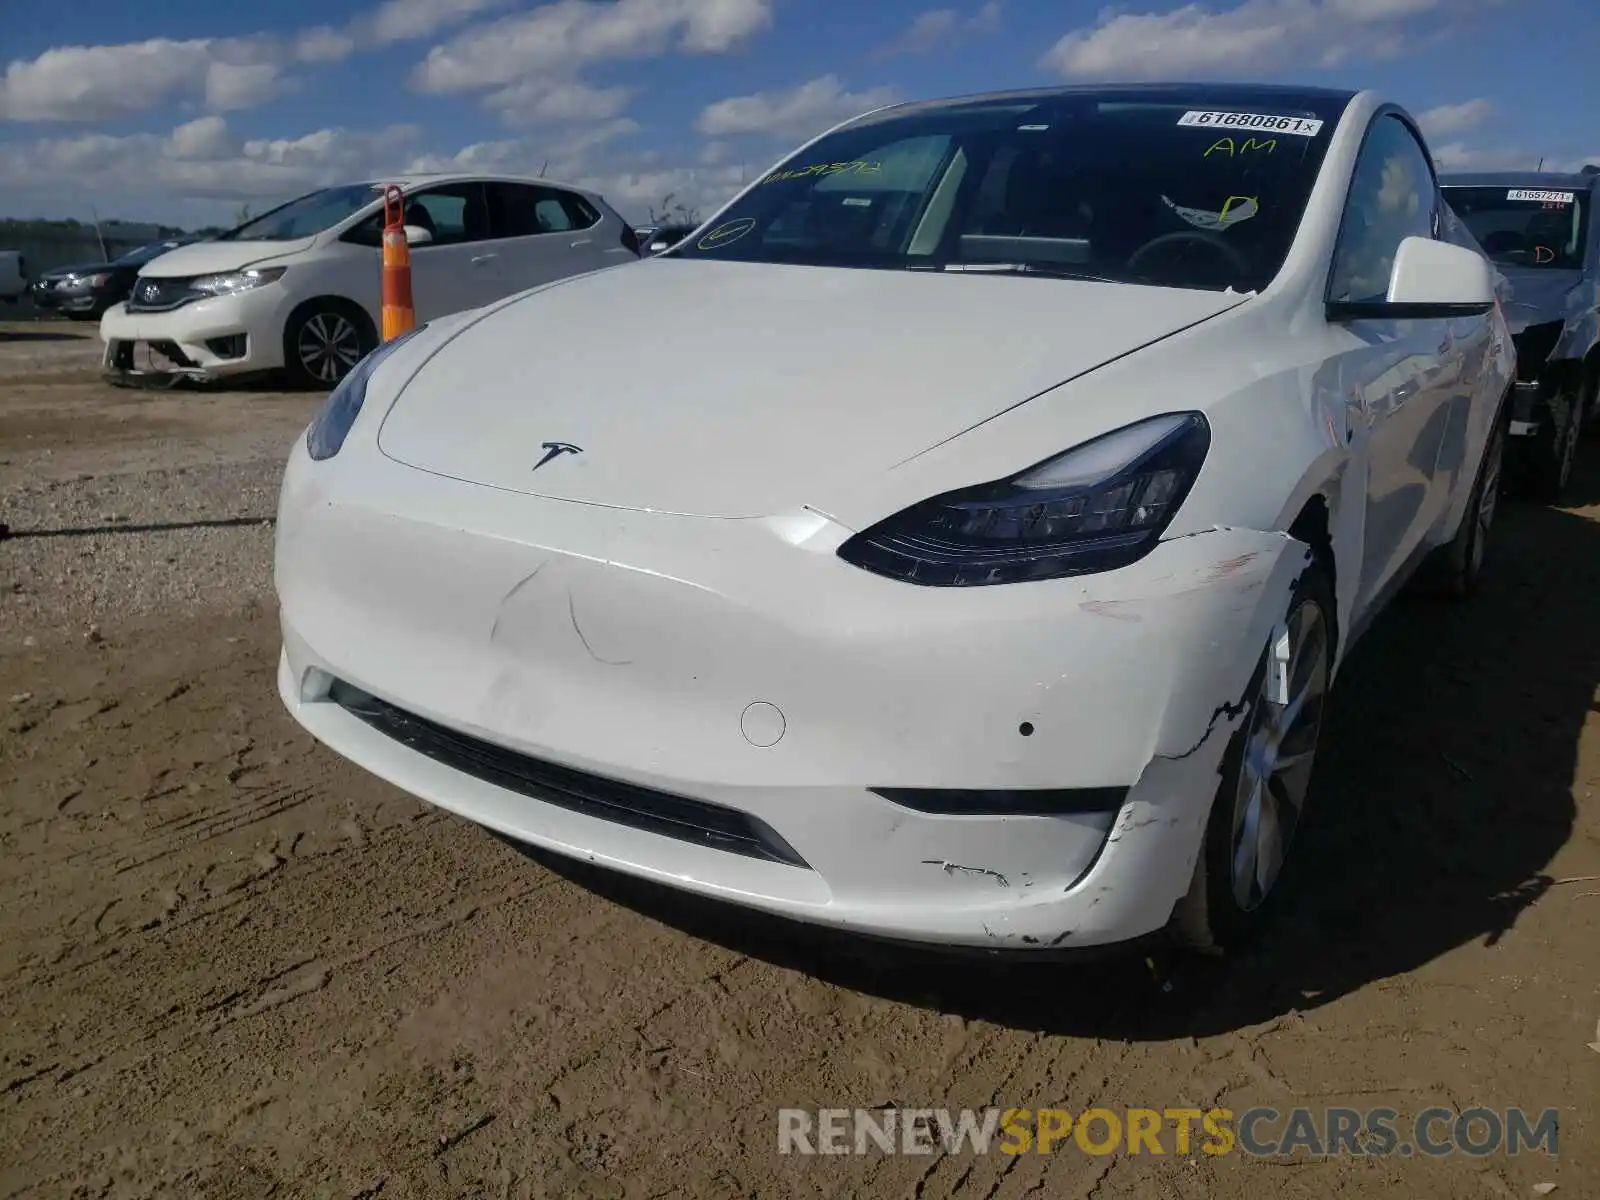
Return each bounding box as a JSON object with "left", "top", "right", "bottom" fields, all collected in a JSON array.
[
  {"left": 100, "top": 173, "right": 642, "bottom": 386},
  {"left": 0, "top": 251, "right": 26, "bottom": 303}
]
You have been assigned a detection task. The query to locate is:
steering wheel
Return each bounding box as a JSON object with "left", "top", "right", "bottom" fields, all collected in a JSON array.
[{"left": 1126, "top": 231, "right": 1250, "bottom": 283}]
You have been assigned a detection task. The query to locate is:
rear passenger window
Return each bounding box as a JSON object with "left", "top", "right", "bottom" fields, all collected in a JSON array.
[{"left": 485, "top": 183, "right": 601, "bottom": 237}]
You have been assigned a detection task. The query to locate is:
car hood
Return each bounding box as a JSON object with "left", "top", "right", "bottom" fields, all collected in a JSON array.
[
  {"left": 39, "top": 262, "right": 111, "bottom": 281},
  {"left": 137, "top": 238, "right": 313, "bottom": 279},
  {"left": 377, "top": 259, "right": 1248, "bottom": 519},
  {"left": 1498, "top": 266, "right": 1581, "bottom": 333}
]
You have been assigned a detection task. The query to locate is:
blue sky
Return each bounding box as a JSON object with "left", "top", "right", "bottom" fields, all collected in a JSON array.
[{"left": 0, "top": 0, "right": 1593, "bottom": 228}]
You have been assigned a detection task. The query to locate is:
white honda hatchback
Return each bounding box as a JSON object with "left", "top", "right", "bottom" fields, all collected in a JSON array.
[
  {"left": 275, "top": 84, "right": 1514, "bottom": 954},
  {"left": 100, "top": 173, "right": 639, "bottom": 387}
]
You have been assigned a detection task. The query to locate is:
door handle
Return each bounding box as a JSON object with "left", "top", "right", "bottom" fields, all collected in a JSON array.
[
  {"left": 470, "top": 253, "right": 497, "bottom": 264},
  {"left": 570, "top": 238, "right": 592, "bottom": 247}
]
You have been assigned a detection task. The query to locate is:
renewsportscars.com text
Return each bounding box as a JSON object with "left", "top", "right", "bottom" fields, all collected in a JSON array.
[{"left": 777, "top": 1106, "right": 1559, "bottom": 1158}]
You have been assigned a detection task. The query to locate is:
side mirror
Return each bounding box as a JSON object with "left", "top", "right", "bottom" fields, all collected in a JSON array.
[
  {"left": 403, "top": 224, "right": 434, "bottom": 247},
  {"left": 1328, "top": 235, "right": 1496, "bottom": 321}
]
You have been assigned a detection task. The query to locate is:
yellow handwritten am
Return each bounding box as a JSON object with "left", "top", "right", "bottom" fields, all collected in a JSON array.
[
  {"left": 1203, "top": 137, "right": 1276, "bottom": 157},
  {"left": 759, "top": 160, "right": 883, "bottom": 185}
]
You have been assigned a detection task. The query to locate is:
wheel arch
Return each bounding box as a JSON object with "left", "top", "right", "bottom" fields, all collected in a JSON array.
[
  {"left": 282, "top": 294, "right": 378, "bottom": 346},
  {"left": 280, "top": 295, "right": 379, "bottom": 387},
  {"left": 1285, "top": 492, "right": 1340, "bottom": 662}
]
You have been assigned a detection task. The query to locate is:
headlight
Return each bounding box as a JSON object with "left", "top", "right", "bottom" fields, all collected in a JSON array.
[
  {"left": 305, "top": 325, "right": 429, "bottom": 461},
  {"left": 189, "top": 266, "right": 286, "bottom": 296},
  {"left": 75, "top": 272, "right": 111, "bottom": 288},
  {"left": 838, "top": 412, "right": 1210, "bottom": 586}
]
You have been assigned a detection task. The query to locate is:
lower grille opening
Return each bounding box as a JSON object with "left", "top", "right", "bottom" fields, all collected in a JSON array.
[
  {"left": 150, "top": 340, "right": 196, "bottom": 368},
  {"left": 206, "top": 334, "right": 247, "bottom": 360},
  {"left": 329, "top": 681, "right": 811, "bottom": 869}
]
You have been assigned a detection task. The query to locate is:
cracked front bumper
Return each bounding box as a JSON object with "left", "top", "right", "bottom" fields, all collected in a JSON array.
[{"left": 274, "top": 435, "right": 1310, "bottom": 949}]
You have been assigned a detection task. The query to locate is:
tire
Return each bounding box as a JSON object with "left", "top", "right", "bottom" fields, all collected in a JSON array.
[
  {"left": 1524, "top": 383, "right": 1582, "bottom": 503},
  {"left": 1171, "top": 560, "right": 1336, "bottom": 954},
  {"left": 1584, "top": 365, "right": 1600, "bottom": 438},
  {"left": 282, "top": 301, "right": 374, "bottom": 390},
  {"left": 1415, "top": 405, "right": 1507, "bottom": 601}
]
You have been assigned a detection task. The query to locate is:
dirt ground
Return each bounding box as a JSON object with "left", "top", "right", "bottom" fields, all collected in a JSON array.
[{"left": 1, "top": 320, "right": 1596, "bottom": 1198}]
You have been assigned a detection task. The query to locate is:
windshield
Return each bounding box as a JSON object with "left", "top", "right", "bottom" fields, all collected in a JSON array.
[
  {"left": 670, "top": 90, "right": 1349, "bottom": 292},
  {"left": 1443, "top": 186, "right": 1589, "bottom": 270},
  {"left": 219, "top": 183, "right": 382, "bottom": 242},
  {"left": 113, "top": 240, "right": 184, "bottom": 266}
]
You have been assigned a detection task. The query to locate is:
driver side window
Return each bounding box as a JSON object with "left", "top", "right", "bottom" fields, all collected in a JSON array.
[{"left": 1328, "top": 115, "right": 1439, "bottom": 304}]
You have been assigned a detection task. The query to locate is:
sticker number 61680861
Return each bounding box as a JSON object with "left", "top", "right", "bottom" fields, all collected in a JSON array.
[{"left": 1178, "top": 111, "right": 1324, "bottom": 137}]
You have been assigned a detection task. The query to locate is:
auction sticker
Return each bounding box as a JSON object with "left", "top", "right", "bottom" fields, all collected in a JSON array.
[
  {"left": 1178, "top": 110, "right": 1323, "bottom": 137},
  {"left": 1507, "top": 189, "right": 1574, "bottom": 204}
]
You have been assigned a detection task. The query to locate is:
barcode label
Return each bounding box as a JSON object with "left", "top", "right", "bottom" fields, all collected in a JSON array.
[{"left": 1178, "top": 111, "right": 1323, "bottom": 137}]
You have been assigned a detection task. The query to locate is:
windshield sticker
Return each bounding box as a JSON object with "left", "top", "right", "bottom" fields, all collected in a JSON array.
[
  {"left": 696, "top": 217, "right": 757, "bottom": 250},
  {"left": 1017, "top": 124, "right": 1050, "bottom": 131},
  {"left": 841, "top": 197, "right": 873, "bottom": 207},
  {"left": 759, "top": 160, "right": 883, "bottom": 185},
  {"left": 1203, "top": 135, "right": 1277, "bottom": 158},
  {"left": 1178, "top": 111, "right": 1322, "bottom": 137},
  {"left": 1162, "top": 194, "right": 1259, "bottom": 231},
  {"left": 1506, "top": 188, "right": 1574, "bottom": 204}
]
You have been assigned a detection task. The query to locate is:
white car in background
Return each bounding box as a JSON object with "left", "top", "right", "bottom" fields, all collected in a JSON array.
[
  {"left": 99, "top": 174, "right": 640, "bottom": 387},
  {"left": 275, "top": 84, "right": 1513, "bottom": 955}
]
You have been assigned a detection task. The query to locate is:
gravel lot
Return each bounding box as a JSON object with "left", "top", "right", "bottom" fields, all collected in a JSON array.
[{"left": 1, "top": 320, "right": 1597, "bottom": 1197}]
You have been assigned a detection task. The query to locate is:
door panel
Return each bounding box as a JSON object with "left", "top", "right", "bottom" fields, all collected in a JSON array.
[
  {"left": 484, "top": 182, "right": 614, "bottom": 296},
  {"left": 1327, "top": 115, "right": 1455, "bottom": 618},
  {"left": 342, "top": 184, "right": 502, "bottom": 321},
  {"left": 405, "top": 183, "right": 502, "bottom": 321}
]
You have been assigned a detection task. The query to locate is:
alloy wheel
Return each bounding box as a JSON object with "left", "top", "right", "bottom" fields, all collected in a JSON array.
[
  {"left": 297, "top": 312, "right": 363, "bottom": 384},
  {"left": 1230, "top": 597, "right": 1330, "bottom": 912}
]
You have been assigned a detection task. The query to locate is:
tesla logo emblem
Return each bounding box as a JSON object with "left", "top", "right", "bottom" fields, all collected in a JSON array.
[{"left": 532, "top": 441, "right": 582, "bottom": 471}]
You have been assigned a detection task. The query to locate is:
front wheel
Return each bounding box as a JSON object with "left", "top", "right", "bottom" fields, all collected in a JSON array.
[
  {"left": 1171, "top": 561, "right": 1335, "bottom": 953},
  {"left": 1416, "top": 408, "right": 1506, "bottom": 600},
  {"left": 283, "top": 303, "right": 373, "bottom": 389}
]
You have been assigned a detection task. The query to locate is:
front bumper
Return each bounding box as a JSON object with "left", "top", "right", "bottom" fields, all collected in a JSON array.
[
  {"left": 274, "top": 438, "right": 1309, "bottom": 949},
  {"left": 98, "top": 289, "right": 290, "bottom": 381}
]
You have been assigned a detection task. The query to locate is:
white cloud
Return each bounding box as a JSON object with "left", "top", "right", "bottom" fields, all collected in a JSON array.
[
  {"left": 1040, "top": 0, "right": 1446, "bottom": 79},
  {"left": 293, "top": 27, "right": 360, "bottom": 64},
  {"left": 1416, "top": 98, "right": 1492, "bottom": 139},
  {"left": 891, "top": 10, "right": 961, "bottom": 54},
  {"left": 971, "top": 0, "right": 1003, "bottom": 30},
  {"left": 0, "top": 118, "right": 425, "bottom": 216},
  {"left": 696, "top": 75, "right": 901, "bottom": 140},
  {"left": 879, "top": 3, "right": 1003, "bottom": 55},
  {"left": 0, "top": 0, "right": 532, "bottom": 120},
  {"left": 486, "top": 79, "right": 637, "bottom": 125},
  {"left": 412, "top": 0, "right": 773, "bottom": 94},
  {"left": 699, "top": 139, "right": 731, "bottom": 164},
  {"left": 363, "top": 0, "right": 514, "bottom": 44},
  {"left": 0, "top": 37, "right": 287, "bottom": 122},
  {"left": 205, "top": 61, "right": 286, "bottom": 112},
  {"left": 166, "top": 116, "right": 236, "bottom": 160},
  {"left": 408, "top": 0, "right": 773, "bottom": 128}
]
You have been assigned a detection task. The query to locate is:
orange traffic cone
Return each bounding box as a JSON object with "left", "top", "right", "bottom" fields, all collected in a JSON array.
[{"left": 381, "top": 185, "right": 415, "bottom": 341}]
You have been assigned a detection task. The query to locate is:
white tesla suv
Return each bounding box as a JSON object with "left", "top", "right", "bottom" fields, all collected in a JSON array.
[
  {"left": 273, "top": 84, "right": 1513, "bottom": 954},
  {"left": 100, "top": 173, "right": 640, "bottom": 387}
]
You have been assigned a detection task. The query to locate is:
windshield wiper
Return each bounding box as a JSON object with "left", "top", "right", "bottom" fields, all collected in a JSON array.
[{"left": 921, "top": 262, "right": 1127, "bottom": 283}]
